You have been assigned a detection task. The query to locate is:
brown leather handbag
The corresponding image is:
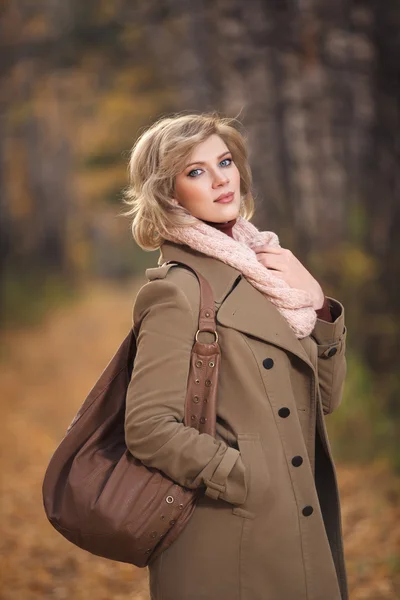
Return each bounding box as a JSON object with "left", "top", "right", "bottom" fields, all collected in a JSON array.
[{"left": 42, "top": 261, "right": 221, "bottom": 567}]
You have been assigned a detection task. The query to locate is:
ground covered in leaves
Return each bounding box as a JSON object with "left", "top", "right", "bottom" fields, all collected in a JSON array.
[{"left": 1, "top": 279, "right": 399, "bottom": 599}]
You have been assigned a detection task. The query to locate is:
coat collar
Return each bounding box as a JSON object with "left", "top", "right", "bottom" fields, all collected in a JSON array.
[{"left": 158, "top": 240, "right": 315, "bottom": 373}]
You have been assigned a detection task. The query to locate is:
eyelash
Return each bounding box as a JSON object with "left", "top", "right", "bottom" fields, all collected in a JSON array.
[{"left": 188, "top": 157, "right": 232, "bottom": 178}]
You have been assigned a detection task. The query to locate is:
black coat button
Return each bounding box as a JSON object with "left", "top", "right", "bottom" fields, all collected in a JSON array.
[
  {"left": 263, "top": 358, "right": 274, "bottom": 369},
  {"left": 327, "top": 347, "right": 337, "bottom": 357},
  {"left": 291, "top": 456, "right": 303, "bottom": 467},
  {"left": 302, "top": 506, "right": 313, "bottom": 516},
  {"left": 278, "top": 407, "right": 290, "bottom": 418}
]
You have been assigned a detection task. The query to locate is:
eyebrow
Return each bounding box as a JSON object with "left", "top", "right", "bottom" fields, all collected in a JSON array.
[{"left": 184, "top": 151, "right": 231, "bottom": 169}]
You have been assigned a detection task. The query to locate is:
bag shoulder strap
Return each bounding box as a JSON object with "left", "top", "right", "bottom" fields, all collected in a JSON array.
[
  {"left": 158, "top": 260, "right": 220, "bottom": 437},
  {"left": 160, "top": 260, "right": 217, "bottom": 340}
]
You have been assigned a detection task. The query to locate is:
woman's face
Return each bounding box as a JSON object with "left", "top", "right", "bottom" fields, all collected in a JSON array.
[{"left": 171, "top": 134, "right": 242, "bottom": 223}]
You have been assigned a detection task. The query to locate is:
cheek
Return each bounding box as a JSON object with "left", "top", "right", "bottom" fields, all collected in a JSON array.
[
  {"left": 188, "top": 181, "right": 210, "bottom": 205},
  {"left": 175, "top": 177, "right": 207, "bottom": 205},
  {"left": 233, "top": 165, "right": 241, "bottom": 187}
]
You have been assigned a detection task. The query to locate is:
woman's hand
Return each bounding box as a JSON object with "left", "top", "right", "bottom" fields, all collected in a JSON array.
[{"left": 251, "top": 244, "right": 325, "bottom": 310}]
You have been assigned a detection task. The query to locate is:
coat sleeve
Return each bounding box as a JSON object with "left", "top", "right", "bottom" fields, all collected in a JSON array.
[
  {"left": 124, "top": 276, "right": 247, "bottom": 506},
  {"left": 310, "top": 296, "right": 347, "bottom": 415}
]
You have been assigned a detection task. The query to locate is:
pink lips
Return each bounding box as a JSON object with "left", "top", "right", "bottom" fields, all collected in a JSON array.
[{"left": 215, "top": 192, "right": 234, "bottom": 203}]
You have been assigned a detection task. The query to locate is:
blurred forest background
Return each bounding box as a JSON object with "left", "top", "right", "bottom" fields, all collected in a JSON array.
[{"left": 0, "top": 1, "right": 399, "bottom": 599}]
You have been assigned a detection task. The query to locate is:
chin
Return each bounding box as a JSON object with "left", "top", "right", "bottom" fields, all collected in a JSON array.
[
  {"left": 216, "top": 207, "right": 240, "bottom": 220},
  {"left": 198, "top": 203, "right": 240, "bottom": 223},
  {"left": 209, "top": 212, "right": 237, "bottom": 222}
]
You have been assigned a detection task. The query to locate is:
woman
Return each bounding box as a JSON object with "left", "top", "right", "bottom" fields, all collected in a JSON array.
[{"left": 122, "top": 113, "right": 348, "bottom": 600}]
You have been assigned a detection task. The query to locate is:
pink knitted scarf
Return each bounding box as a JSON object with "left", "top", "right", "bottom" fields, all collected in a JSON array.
[{"left": 163, "top": 215, "right": 317, "bottom": 339}]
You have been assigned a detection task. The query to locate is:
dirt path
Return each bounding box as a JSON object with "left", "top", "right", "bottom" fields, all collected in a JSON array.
[{"left": 0, "top": 279, "right": 399, "bottom": 599}]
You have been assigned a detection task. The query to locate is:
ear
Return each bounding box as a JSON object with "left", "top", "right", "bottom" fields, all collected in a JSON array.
[{"left": 170, "top": 198, "right": 180, "bottom": 206}]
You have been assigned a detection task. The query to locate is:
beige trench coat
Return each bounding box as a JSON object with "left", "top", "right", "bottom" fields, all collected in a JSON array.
[{"left": 125, "top": 240, "right": 348, "bottom": 600}]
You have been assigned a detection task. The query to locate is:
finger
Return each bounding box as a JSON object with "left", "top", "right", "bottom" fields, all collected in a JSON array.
[
  {"left": 252, "top": 245, "right": 284, "bottom": 254},
  {"left": 256, "top": 255, "right": 286, "bottom": 271}
]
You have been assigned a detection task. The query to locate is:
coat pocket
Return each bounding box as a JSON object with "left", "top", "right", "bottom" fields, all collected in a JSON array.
[{"left": 232, "top": 432, "right": 270, "bottom": 520}]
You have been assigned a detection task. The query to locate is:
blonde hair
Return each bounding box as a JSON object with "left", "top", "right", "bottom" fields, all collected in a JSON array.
[{"left": 121, "top": 111, "right": 256, "bottom": 251}]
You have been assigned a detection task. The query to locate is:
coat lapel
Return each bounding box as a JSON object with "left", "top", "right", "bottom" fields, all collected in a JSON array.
[
  {"left": 158, "top": 240, "right": 315, "bottom": 373},
  {"left": 216, "top": 276, "right": 315, "bottom": 373}
]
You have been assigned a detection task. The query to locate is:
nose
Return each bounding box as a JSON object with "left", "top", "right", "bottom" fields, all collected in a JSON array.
[{"left": 212, "top": 169, "right": 229, "bottom": 188}]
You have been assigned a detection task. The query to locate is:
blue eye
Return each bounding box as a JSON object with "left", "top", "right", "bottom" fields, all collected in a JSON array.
[
  {"left": 188, "top": 168, "right": 203, "bottom": 177},
  {"left": 187, "top": 157, "right": 232, "bottom": 178}
]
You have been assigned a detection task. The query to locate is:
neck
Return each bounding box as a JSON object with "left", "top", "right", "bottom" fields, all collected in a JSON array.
[{"left": 201, "top": 217, "right": 237, "bottom": 238}]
